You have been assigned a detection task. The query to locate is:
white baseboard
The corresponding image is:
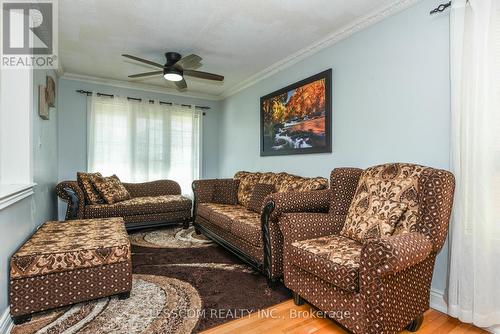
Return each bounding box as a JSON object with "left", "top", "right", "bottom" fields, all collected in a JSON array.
[
  {"left": 0, "top": 307, "right": 12, "bottom": 334},
  {"left": 430, "top": 288, "right": 448, "bottom": 314}
]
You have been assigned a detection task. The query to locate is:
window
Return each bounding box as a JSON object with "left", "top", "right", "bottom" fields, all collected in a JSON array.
[{"left": 87, "top": 95, "right": 201, "bottom": 195}]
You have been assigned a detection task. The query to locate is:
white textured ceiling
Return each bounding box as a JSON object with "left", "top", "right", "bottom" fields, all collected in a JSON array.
[{"left": 59, "top": 0, "right": 416, "bottom": 99}]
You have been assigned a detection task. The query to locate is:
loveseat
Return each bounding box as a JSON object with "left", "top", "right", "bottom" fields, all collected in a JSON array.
[
  {"left": 192, "top": 171, "right": 329, "bottom": 285},
  {"left": 280, "top": 163, "right": 455, "bottom": 333},
  {"left": 56, "top": 177, "right": 192, "bottom": 230}
]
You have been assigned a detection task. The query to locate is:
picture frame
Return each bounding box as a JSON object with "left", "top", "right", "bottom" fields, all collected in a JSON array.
[{"left": 260, "top": 69, "right": 332, "bottom": 156}]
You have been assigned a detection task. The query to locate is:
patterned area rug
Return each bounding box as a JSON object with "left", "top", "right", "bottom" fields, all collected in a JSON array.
[{"left": 12, "top": 226, "right": 290, "bottom": 333}]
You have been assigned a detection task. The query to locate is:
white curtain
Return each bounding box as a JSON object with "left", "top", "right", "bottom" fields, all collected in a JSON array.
[
  {"left": 87, "top": 94, "right": 201, "bottom": 195},
  {"left": 448, "top": 0, "right": 500, "bottom": 329}
]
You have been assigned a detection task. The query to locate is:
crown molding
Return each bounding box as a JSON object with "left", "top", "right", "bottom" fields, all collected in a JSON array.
[
  {"left": 220, "top": 0, "right": 420, "bottom": 98},
  {"left": 60, "top": 72, "right": 222, "bottom": 101},
  {"left": 59, "top": 0, "right": 419, "bottom": 101}
]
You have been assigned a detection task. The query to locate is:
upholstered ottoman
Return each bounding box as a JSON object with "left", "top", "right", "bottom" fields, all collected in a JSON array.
[{"left": 9, "top": 218, "right": 132, "bottom": 324}]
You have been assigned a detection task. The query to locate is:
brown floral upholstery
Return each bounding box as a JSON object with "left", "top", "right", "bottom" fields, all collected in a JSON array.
[
  {"left": 234, "top": 172, "right": 263, "bottom": 207},
  {"left": 85, "top": 195, "right": 192, "bottom": 218},
  {"left": 230, "top": 214, "right": 262, "bottom": 247},
  {"left": 77, "top": 172, "right": 104, "bottom": 204},
  {"left": 292, "top": 235, "right": 362, "bottom": 268},
  {"left": 56, "top": 178, "right": 192, "bottom": 230},
  {"left": 192, "top": 179, "right": 240, "bottom": 206},
  {"left": 349, "top": 164, "right": 425, "bottom": 235},
  {"left": 291, "top": 235, "right": 362, "bottom": 292},
  {"left": 234, "top": 171, "right": 328, "bottom": 207},
  {"left": 122, "top": 180, "right": 181, "bottom": 197},
  {"left": 196, "top": 203, "right": 261, "bottom": 238},
  {"left": 197, "top": 216, "right": 264, "bottom": 262},
  {"left": 281, "top": 163, "right": 456, "bottom": 334},
  {"left": 10, "top": 218, "right": 132, "bottom": 318},
  {"left": 10, "top": 218, "right": 130, "bottom": 279},
  {"left": 341, "top": 196, "right": 408, "bottom": 243},
  {"left": 91, "top": 174, "right": 131, "bottom": 204},
  {"left": 193, "top": 171, "right": 331, "bottom": 281},
  {"left": 248, "top": 183, "right": 275, "bottom": 213}
]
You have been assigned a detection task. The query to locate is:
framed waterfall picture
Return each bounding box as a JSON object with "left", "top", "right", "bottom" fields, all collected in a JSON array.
[{"left": 260, "top": 69, "right": 332, "bottom": 156}]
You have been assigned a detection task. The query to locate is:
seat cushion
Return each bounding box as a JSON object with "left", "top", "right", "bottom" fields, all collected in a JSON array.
[
  {"left": 289, "top": 234, "right": 362, "bottom": 292},
  {"left": 229, "top": 211, "right": 262, "bottom": 247},
  {"left": 196, "top": 203, "right": 259, "bottom": 233},
  {"left": 10, "top": 218, "right": 130, "bottom": 279},
  {"left": 86, "top": 195, "right": 192, "bottom": 218}
]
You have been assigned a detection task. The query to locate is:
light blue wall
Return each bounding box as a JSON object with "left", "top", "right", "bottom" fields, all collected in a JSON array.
[
  {"left": 219, "top": 0, "right": 451, "bottom": 294},
  {"left": 0, "top": 69, "right": 59, "bottom": 316},
  {"left": 57, "top": 79, "right": 221, "bottom": 218}
]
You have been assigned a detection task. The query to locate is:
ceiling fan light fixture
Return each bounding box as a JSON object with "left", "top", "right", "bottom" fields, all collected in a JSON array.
[{"left": 163, "top": 67, "right": 183, "bottom": 82}]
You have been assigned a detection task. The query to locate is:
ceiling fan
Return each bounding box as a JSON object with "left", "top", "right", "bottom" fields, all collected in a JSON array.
[{"left": 122, "top": 52, "right": 224, "bottom": 90}]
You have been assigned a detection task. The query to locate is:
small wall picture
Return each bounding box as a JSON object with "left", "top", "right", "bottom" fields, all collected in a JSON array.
[
  {"left": 39, "top": 85, "right": 49, "bottom": 120},
  {"left": 260, "top": 69, "right": 332, "bottom": 156},
  {"left": 46, "top": 75, "right": 56, "bottom": 107}
]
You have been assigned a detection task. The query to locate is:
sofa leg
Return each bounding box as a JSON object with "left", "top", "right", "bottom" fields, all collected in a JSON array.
[
  {"left": 406, "top": 315, "right": 424, "bottom": 332},
  {"left": 267, "top": 278, "right": 279, "bottom": 290},
  {"left": 12, "top": 314, "right": 32, "bottom": 325},
  {"left": 182, "top": 221, "right": 190, "bottom": 229},
  {"left": 118, "top": 291, "right": 130, "bottom": 300},
  {"left": 293, "top": 292, "right": 304, "bottom": 306}
]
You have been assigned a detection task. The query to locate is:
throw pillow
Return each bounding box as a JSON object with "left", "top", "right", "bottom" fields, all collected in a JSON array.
[
  {"left": 340, "top": 196, "right": 408, "bottom": 243},
  {"left": 91, "top": 174, "right": 131, "bottom": 205},
  {"left": 77, "top": 172, "right": 105, "bottom": 204},
  {"left": 248, "top": 183, "right": 275, "bottom": 213}
]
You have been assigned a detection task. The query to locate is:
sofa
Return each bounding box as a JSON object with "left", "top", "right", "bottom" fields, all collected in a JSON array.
[
  {"left": 192, "top": 171, "right": 329, "bottom": 285},
  {"left": 280, "top": 163, "right": 455, "bottom": 334},
  {"left": 56, "top": 178, "right": 192, "bottom": 231}
]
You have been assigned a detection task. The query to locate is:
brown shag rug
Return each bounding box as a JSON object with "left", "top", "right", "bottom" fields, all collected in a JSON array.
[{"left": 11, "top": 226, "right": 290, "bottom": 333}]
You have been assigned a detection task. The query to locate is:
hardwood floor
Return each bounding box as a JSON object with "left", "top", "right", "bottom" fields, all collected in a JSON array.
[{"left": 201, "top": 300, "right": 487, "bottom": 334}]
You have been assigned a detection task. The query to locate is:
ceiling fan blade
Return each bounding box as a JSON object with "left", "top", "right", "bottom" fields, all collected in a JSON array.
[
  {"left": 184, "top": 70, "right": 224, "bottom": 81},
  {"left": 128, "top": 70, "right": 163, "bottom": 78},
  {"left": 175, "top": 78, "right": 187, "bottom": 90},
  {"left": 176, "top": 54, "right": 202, "bottom": 69},
  {"left": 122, "top": 54, "right": 164, "bottom": 69}
]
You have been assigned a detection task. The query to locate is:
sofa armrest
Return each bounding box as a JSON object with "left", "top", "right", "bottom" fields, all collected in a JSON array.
[
  {"left": 279, "top": 213, "right": 346, "bottom": 243},
  {"left": 265, "top": 189, "right": 331, "bottom": 222},
  {"left": 192, "top": 178, "right": 239, "bottom": 205},
  {"left": 260, "top": 190, "right": 331, "bottom": 281},
  {"left": 55, "top": 181, "right": 85, "bottom": 219},
  {"left": 123, "top": 180, "right": 181, "bottom": 197},
  {"left": 360, "top": 232, "right": 433, "bottom": 278}
]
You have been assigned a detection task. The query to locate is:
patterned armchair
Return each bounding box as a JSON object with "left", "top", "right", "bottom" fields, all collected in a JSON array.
[{"left": 280, "top": 163, "right": 455, "bottom": 334}]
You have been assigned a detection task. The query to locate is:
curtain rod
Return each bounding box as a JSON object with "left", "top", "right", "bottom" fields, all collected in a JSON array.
[
  {"left": 430, "top": 1, "right": 451, "bottom": 15},
  {"left": 75, "top": 89, "right": 211, "bottom": 111}
]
